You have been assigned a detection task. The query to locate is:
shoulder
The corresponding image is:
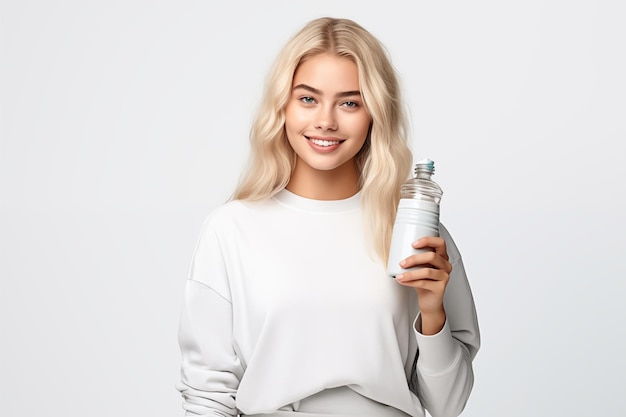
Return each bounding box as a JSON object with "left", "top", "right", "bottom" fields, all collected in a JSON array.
[
  {"left": 205, "top": 199, "right": 250, "bottom": 221},
  {"left": 199, "top": 198, "right": 276, "bottom": 235}
]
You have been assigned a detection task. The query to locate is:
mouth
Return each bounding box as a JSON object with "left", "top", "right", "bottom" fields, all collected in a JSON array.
[{"left": 305, "top": 136, "right": 345, "bottom": 147}]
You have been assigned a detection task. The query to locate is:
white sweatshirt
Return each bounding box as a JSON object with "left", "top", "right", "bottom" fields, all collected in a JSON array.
[{"left": 176, "top": 189, "right": 480, "bottom": 417}]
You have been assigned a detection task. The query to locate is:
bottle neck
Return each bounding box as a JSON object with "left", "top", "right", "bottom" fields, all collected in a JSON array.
[
  {"left": 400, "top": 167, "right": 442, "bottom": 202},
  {"left": 415, "top": 170, "right": 433, "bottom": 180}
]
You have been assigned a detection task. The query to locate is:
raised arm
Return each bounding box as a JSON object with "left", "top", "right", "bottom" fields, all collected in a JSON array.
[{"left": 399, "top": 224, "right": 481, "bottom": 417}]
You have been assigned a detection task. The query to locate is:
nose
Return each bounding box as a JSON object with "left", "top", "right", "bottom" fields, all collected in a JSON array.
[{"left": 315, "top": 105, "right": 337, "bottom": 131}]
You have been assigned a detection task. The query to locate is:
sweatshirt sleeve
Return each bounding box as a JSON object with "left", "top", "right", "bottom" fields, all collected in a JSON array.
[
  {"left": 176, "top": 215, "right": 244, "bottom": 416},
  {"left": 409, "top": 224, "right": 481, "bottom": 417}
]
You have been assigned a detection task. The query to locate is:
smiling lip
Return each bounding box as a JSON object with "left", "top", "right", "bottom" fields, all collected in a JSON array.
[
  {"left": 304, "top": 135, "right": 345, "bottom": 153},
  {"left": 305, "top": 135, "right": 345, "bottom": 146}
]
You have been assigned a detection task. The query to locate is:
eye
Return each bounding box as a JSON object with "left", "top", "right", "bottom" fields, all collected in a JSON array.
[
  {"left": 341, "top": 101, "right": 359, "bottom": 108},
  {"left": 299, "top": 96, "right": 316, "bottom": 104}
]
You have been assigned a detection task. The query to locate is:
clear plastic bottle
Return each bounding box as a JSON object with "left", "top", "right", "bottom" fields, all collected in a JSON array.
[{"left": 387, "top": 159, "right": 443, "bottom": 277}]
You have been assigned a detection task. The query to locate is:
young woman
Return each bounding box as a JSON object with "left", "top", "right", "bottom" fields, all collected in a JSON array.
[{"left": 177, "top": 17, "right": 480, "bottom": 417}]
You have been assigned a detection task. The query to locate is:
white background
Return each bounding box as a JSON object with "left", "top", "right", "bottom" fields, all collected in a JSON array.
[{"left": 1, "top": 1, "right": 625, "bottom": 416}]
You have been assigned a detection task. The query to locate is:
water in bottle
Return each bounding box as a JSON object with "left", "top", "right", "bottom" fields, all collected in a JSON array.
[{"left": 387, "top": 159, "right": 443, "bottom": 278}]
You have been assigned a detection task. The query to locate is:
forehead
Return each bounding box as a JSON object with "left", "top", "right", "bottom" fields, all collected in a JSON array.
[{"left": 292, "top": 53, "right": 360, "bottom": 91}]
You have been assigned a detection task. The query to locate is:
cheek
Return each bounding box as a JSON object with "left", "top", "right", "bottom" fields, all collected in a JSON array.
[
  {"left": 284, "top": 107, "right": 302, "bottom": 147},
  {"left": 353, "top": 115, "right": 372, "bottom": 141},
  {"left": 284, "top": 104, "right": 305, "bottom": 132}
]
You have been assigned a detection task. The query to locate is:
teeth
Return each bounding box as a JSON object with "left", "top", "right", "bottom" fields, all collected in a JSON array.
[{"left": 309, "top": 138, "right": 340, "bottom": 147}]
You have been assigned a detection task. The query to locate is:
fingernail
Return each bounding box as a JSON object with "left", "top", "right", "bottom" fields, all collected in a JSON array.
[
  {"left": 412, "top": 239, "right": 421, "bottom": 247},
  {"left": 399, "top": 259, "right": 406, "bottom": 267},
  {"left": 396, "top": 274, "right": 404, "bottom": 280}
]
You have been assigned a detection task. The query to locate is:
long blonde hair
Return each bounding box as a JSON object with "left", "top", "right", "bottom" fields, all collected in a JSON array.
[{"left": 232, "top": 17, "right": 413, "bottom": 263}]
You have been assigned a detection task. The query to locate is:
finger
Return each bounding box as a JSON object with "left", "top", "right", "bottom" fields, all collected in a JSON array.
[
  {"left": 400, "top": 251, "right": 452, "bottom": 274},
  {"left": 396, "top": 275, "right": 449, "bottom": 294},
  {"left": 398, "top": 277, "right": 447, "bottom": 292},
  {"left": 412, "top": 237, "right": 448, "bottom": 260},
  {"left": 396, "top": 267, "right": 449, "bottom": 284}
]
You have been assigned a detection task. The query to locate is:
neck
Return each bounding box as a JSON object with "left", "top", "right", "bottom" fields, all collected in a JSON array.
[{"left": 286, "top": 158, "right": 360, "bottom": 200}]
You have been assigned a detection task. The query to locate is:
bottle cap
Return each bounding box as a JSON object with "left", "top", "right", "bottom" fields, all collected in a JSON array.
[{"left": 415, "top": 158, "right": 435, "bottom": 175}]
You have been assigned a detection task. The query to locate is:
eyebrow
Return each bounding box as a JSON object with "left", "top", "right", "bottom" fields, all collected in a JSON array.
[{"left": 293, "top": 83, "right": 361, "bottom": 98}]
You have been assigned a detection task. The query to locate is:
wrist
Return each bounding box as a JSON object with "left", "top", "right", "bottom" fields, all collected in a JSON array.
[{"left": 419, "top": 308, "right": 446, "bottom": 336}]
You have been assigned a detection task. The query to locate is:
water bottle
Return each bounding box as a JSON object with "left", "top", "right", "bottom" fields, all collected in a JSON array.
[{"left": 387, "top": 158, "right": 443, "bottom": 277}]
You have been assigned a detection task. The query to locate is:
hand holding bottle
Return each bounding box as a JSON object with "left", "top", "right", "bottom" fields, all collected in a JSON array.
[
  {"left": 395, "top": 236, "right": 452, "bottom": 335},
  {"left": 387, "top": 159, "right": 451, "bottom": 334}
]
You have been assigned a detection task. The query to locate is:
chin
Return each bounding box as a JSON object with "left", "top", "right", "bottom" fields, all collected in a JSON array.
[{"left": 299, "top": 157, "right": 354, "bottom": 173}]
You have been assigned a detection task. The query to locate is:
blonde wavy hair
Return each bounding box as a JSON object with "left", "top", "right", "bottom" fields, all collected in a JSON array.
[{"left": 232, "top": 17, "right": 413, "bottom": 263}]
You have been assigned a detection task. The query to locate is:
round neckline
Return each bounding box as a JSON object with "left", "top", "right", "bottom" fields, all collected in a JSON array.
[{"left": 272, "top": 188, "right": 361, "bottom": 214}]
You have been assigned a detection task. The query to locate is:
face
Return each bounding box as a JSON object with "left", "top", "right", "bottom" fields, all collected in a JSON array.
[{"left": 284, "top": 53, "right": 371, "bottom": 176}]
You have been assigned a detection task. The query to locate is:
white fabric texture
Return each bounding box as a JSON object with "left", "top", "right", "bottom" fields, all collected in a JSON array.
[{"left": 176, "top": 189, "right": 480, "bottom": 417}]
